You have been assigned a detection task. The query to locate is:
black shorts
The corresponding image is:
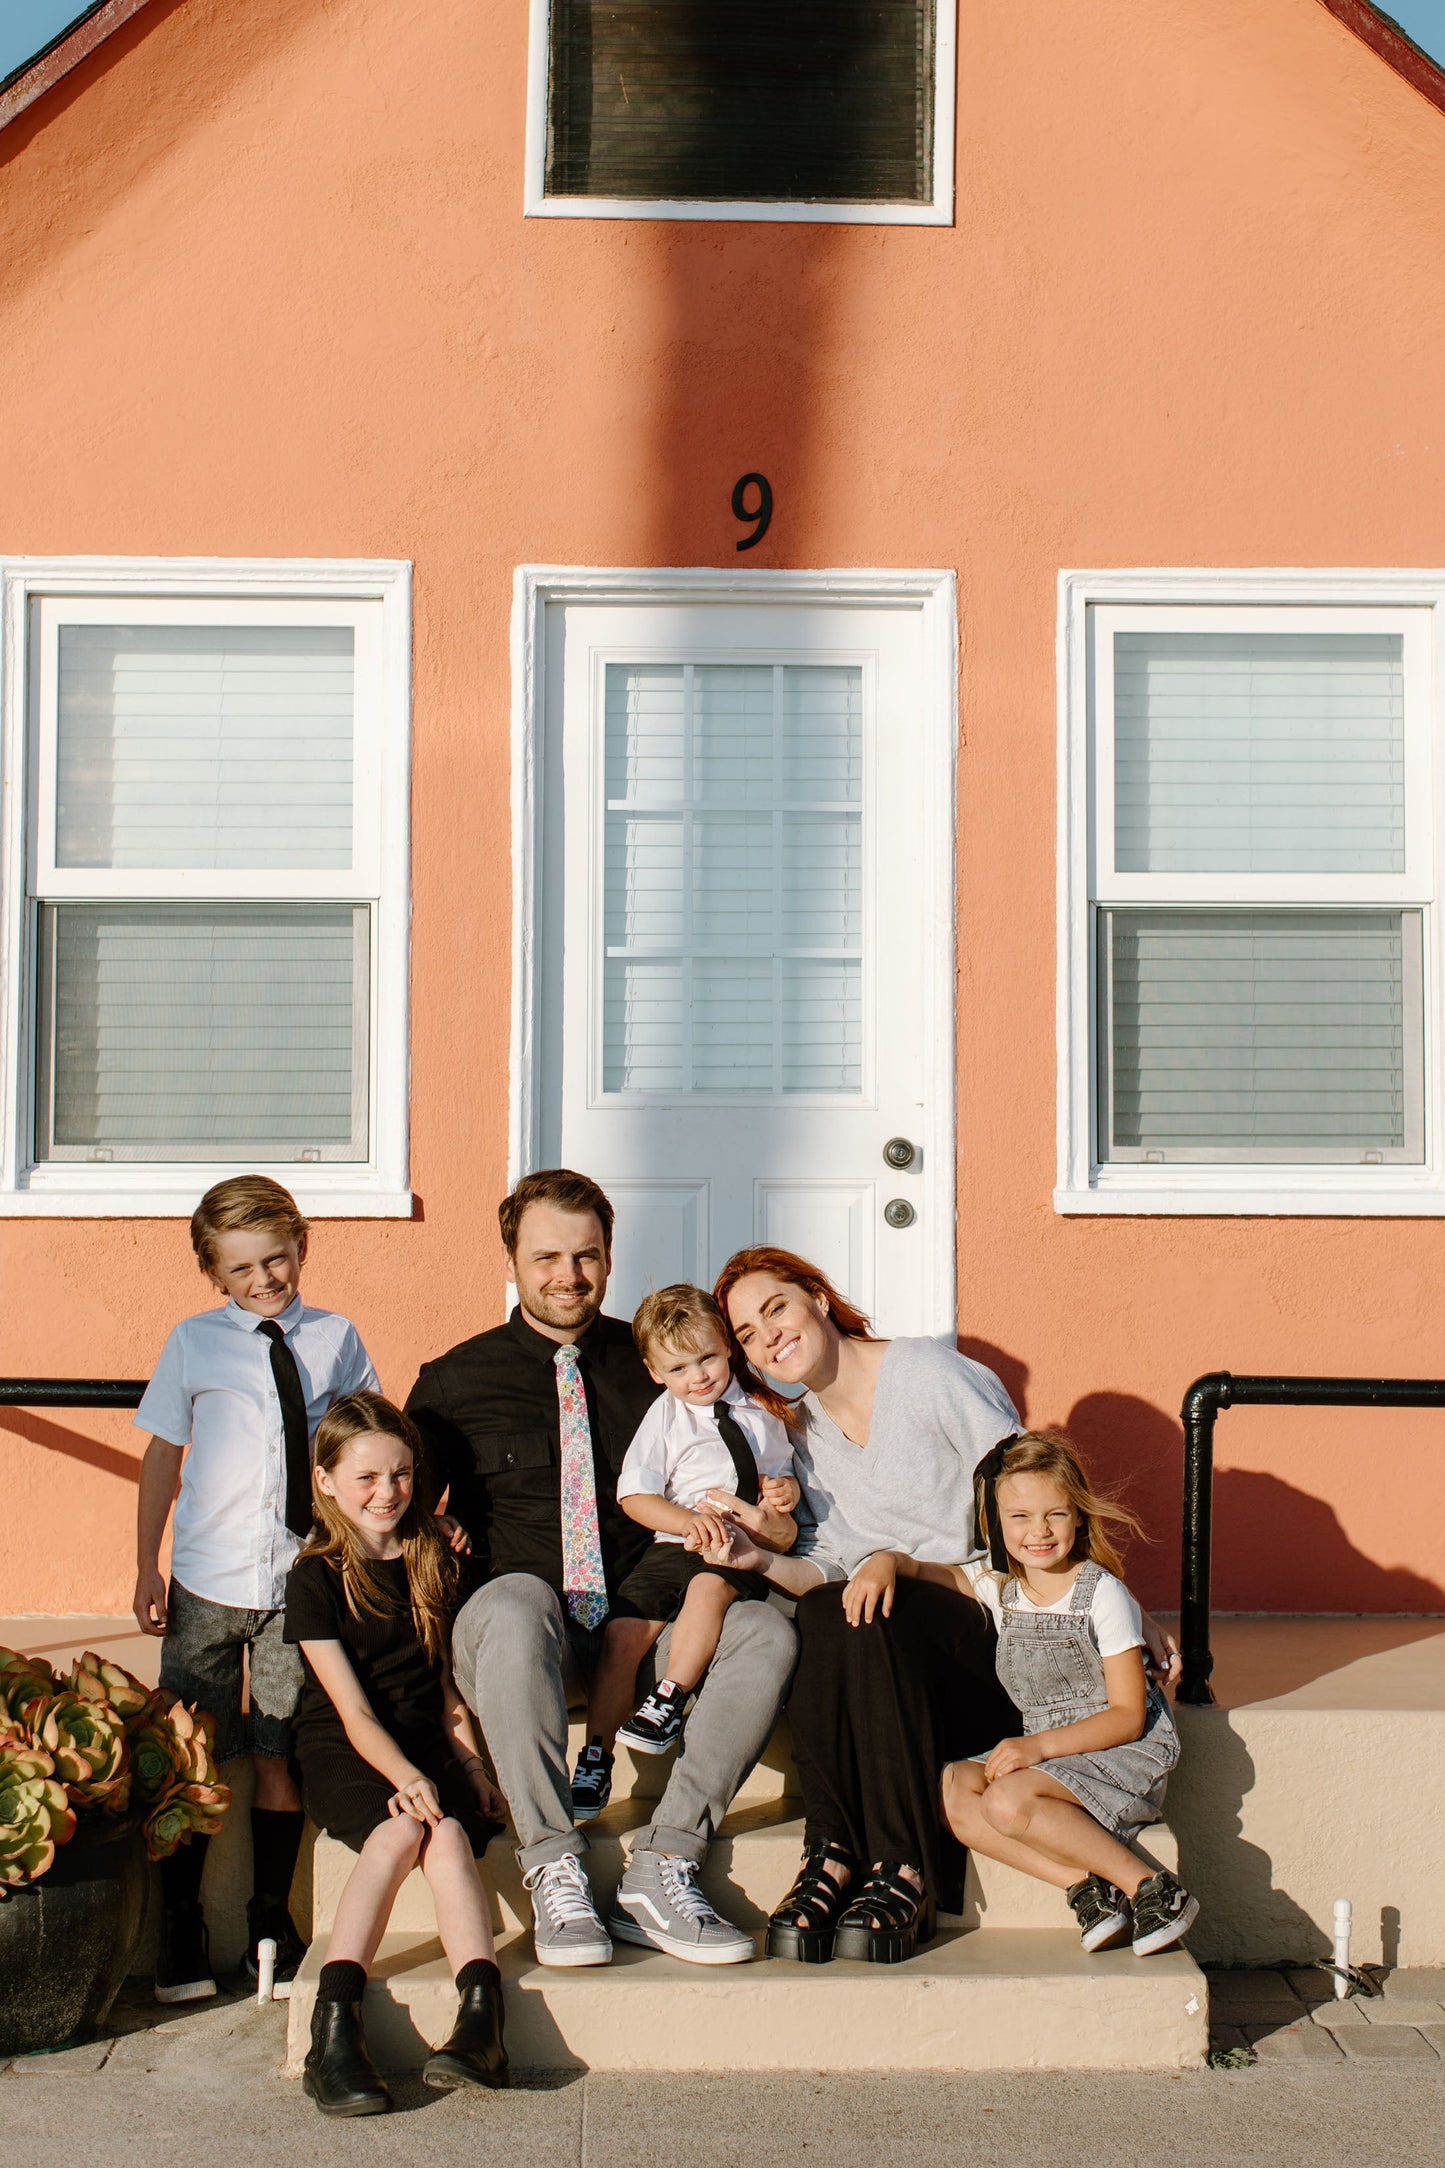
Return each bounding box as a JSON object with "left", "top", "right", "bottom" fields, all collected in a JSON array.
[{"left": 609, "top": 1542, "right": 769, "bottom": 1624}]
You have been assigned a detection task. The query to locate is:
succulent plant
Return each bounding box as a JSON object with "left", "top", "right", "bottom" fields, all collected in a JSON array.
[
  {"left": 0, "top": 1649, "right": 57, "bottom": 1726},
  {"left": 0, "top": 1725, "right": 75, "bottom": 1891},
  {"left": 126, "top": 1699, "right": 179, "bottom": 1805},
  {"left": 68, "top": 1650, "right": 152, "bottom": 1721},
  {"left": 139, "top": 1701, "right": 230, "bottom": 1861},
  {"left": 23, "top": 1688, "right": 131, "bottom": 1814}
]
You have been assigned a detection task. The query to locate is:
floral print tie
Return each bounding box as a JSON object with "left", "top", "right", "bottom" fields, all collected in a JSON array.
[{"left": 555, "top": 1343, "right": 608, "bottom": 1629}]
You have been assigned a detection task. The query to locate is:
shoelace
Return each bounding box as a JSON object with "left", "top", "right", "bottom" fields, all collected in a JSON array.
[
  {"left": 636, "top": 1692, "right": 674, "bottom": 1726},
  {"left": 523, "top": 1855, "right": 599, "bottom": 1927},
  {"left": 656, "top": 1856, "right": 719, "bottom": 1925}
]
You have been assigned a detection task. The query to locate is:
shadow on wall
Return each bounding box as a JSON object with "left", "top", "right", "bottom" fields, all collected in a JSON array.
[{"left": 1, "top": 1408, "right": 140, "bottom": 1484}]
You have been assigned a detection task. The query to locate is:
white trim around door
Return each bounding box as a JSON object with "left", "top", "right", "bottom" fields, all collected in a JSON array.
[{"left": 510, "top": 565, "right": 960, "bottom": 1337}]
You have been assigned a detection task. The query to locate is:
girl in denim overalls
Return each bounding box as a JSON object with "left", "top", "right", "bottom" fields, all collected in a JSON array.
[{"left": 937, "top": 1431, "right": 1198, "bottom": 1956}]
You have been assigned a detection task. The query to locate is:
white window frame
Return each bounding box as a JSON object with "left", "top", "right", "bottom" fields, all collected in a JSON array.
[
  {"left": 0, "top": 557, "right": 413, "bottom": 1216},
  {"left": 523, "top": 0, "right": 956, "bottom": 226},
  {"left": 1057, "top": 569, "right": 1445, "bottom": 1217}
]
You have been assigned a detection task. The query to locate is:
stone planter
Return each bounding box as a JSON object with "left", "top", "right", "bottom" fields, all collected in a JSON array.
[{"left": 0, "top": 1817, "right": 148, "bottom": 2056}]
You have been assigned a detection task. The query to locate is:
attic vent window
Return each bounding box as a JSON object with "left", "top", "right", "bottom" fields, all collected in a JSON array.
[{"left": 535, "top": 1, "right": 950, "bottom": 223}]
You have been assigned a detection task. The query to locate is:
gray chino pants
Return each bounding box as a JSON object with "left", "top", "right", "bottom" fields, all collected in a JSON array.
[{"left": 452, "top": 1571, "right": 798, "bottom": 1871}]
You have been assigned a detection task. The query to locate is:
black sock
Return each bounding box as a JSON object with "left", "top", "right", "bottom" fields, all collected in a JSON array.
[
  {"left": 317, "top": 1959, "right": 367, "bottom": 2005},
  {"left": 158, "top": 1833, "right": 210, "bottom": 1912},
  {"left": 251, "top": 1807, "right": 304, "bottom": 1912},
  {"left": 455, "top": 1958, "right": 501, "bottom": 1996}
]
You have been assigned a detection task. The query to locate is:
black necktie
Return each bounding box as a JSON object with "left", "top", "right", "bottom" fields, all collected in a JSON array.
[
  {"left": 714, "top": 1404, "right": 760, "bottom": 1507},
  {"left": 258, "top": 1320, "right": 313, "bottom": 1538}
]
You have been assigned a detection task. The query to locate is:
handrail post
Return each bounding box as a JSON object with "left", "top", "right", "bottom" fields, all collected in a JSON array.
[{"left": 1178, "top": 1371, "right": 1229, "bottom": 1705}]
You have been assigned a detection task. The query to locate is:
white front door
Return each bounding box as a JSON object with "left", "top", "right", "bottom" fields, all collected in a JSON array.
[{"left": 527, "top": 583, "right": 955, "bottom": 1337}]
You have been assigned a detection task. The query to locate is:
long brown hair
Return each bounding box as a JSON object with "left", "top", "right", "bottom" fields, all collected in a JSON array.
[
  {"left": 301, "top": 1392, "right": 458, "bottom": 1668},
  {"left": 975, "top": 1428, "right": 1145, "bottom": 1584},
  {"left": 712, "top": 1246, "right": 877, "bottom": 1423}
]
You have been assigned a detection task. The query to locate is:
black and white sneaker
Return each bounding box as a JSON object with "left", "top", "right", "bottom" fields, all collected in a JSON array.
[
  {"left": 1129, "top": 1870, "right": 1199, "bottom": 1955},
  {"left": 1066, "top": 1873, "right": 1132, "bottom": 1952},
  {"left": 243, "top": 1897, "right": 308, "bottom": 2000},
  {"left": 616, "top": 1683, "right": 687, "bottom": 1756},
  {"left": 154, "top": 1902, "right": 217, "bottom": 2004},
  {"left": 571, "top": 1741, "right": 614, "bottom": 1822}
]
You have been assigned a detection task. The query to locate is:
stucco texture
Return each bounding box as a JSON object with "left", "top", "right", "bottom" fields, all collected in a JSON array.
[{"left": 2, "top": 0, "right": 1445, "bottom": 1613}]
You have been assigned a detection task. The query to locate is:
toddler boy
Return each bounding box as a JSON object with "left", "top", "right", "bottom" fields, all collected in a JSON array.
[
  {"left": 569, "top": 1284, "right": 798, "bottom": 1823},
  {"left": 133, "top": 1176, "right": 377, "bottom": 2002}
]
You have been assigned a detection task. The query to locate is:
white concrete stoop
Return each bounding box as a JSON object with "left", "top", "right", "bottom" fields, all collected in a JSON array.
[{"left": 285, "top": 1721, "right": 1207, "bottom": 2074}]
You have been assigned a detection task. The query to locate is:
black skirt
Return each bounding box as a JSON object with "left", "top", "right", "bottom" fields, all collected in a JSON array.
[
  {"left": 298, "top": 1729, "right": 502, "bottom": 1856},
  {"left": 609, "top": 1541, "right": 768, "bottom": 1623}
]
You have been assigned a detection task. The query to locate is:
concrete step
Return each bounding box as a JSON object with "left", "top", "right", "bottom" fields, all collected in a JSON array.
[
  {"left": 310, "top": 1814, "right": 1180, "bottom": 1940},
  {"left": 285, "top": 1925, "right": 1206, "bottom": 2073}
]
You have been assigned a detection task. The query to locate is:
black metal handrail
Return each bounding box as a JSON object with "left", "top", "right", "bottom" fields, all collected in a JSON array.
[
  {"left": 0, "top": 1379, "right": 145, "bottom": 1407},
  {"left": 1180, "top": 1370, "right": 1445, "bottom": 1705}
]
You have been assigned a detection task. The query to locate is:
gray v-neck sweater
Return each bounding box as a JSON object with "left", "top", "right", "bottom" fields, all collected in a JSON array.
[{"left": 789, "top": 1337, "right": 1020, "bottom": 1580}]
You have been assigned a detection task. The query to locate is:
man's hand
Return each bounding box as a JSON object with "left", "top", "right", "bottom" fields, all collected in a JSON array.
[
  {"left": 983, "top": 1735, "right": 1043, "bottom": 1782},
  {"left": 842, "top": 1551, "right": 898, "bottom": 1627},
  {"left": 133, "top": 1567, "right": 168, "bottom": 1636}
]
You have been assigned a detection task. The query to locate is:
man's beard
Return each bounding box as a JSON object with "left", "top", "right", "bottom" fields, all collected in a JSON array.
[{"left": 523, "top": 1285, "right": 606, "bottom": 1333}]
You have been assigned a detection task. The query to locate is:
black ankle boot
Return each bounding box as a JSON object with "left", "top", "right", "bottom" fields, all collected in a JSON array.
[
  {"left": 302, "top": 1996, "right": 391, "bottom": 2117},
  {"left": 422, "top": 1978, "right": 510, "bottom": 2092}
]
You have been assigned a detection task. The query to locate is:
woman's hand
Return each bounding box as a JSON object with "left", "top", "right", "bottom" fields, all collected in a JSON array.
[
  {"left": 1140, "top": 1612, "right": 1182, "bottom": 1690},
  {"left": 983, "top": 1735, "right": 1043, "bottom": 1782},
  {"left": 842, "top": 1550, "right": 898, "bottom": 1627},
  {"left": 436, "top": 1514, "right": 472, "bottom": 1557},
  {"left": 388, "top": 1774, "right": 443, "bottom": 1825}
]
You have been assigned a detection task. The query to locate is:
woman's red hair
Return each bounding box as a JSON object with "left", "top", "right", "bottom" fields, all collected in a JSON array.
[{"left": 712, "top": 1246, "right": 876, "bottom": 1422}]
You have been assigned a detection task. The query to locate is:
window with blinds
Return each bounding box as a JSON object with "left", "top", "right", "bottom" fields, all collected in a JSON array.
[
  {"left": 544, "top": 1, "right": 937, "bottom": 205},
  {"left": 1090, "top": 611, "right": 1429, "bottom": 1171},
  {"left": 602, "top": 661, "right": 863, "bottom": 1094},
  {"left": 29, "top": 609, "right": 376, "bottom": 1168}
]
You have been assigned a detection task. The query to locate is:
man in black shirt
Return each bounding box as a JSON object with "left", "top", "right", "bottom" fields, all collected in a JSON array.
[{"left": 406, "top": 1169, "right": 797, "bottom": 1968}]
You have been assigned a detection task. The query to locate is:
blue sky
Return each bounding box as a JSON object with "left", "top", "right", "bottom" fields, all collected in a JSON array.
[{"left": 5, "top": 0, "right": 1445, "bottom": 98}]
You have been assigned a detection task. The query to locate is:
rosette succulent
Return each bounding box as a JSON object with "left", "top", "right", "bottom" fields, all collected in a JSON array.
[
  {"left": 24, "top": 1688, "right": 131, "bottom": 1814},
  {"left": 0, "top": 1649, "right": 57, "bottom": 1726},
  {"left": 0, "top": 1724, "right": 74, "bottom": 1889},
  {"left": 69, "top": 1650, "right": 152, "bottom": 1721},
  {"left": 140, "top": 1702, "right": 229, "bottom": 1861}
]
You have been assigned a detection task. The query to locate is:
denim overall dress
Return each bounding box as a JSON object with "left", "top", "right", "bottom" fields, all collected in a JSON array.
[{"left": 992, "top": 1560, "right": 1179, "bottom": 1838}]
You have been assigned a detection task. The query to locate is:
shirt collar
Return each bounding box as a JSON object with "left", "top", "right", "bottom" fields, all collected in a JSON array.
[
  {"left": 507, "top": 1304, "right": 609, "bottom": 1363},
  {"left": 227, "top": 1294, "right": 304, "bottom": 1335}
]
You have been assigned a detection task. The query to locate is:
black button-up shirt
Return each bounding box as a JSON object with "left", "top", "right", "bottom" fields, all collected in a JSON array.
[{"left": 404, "top": 1307, "right": 661, "bottom": 1600}]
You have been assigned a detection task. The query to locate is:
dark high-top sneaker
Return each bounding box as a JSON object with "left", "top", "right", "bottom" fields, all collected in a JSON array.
[
  {"left": 302, "top": 1995, "right": 391, "bottom": 2117},
  {"left": 422, "top": 1977, "right": 510, "bottom": 2091}
]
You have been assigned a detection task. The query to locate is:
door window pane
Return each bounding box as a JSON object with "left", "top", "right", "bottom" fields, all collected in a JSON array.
[
  {"left": 36, "top": 903, "right": 369, "bottom": 1161},
  {"left": 547, "top": 1, "right": 936, "bottom": 204},
  {"left": 1099, "top": 908, "right": 1421, "bottom": 1162},
  {"left": 1113, "top": 631, "right": 1405, "bottom": 876},
  {"left": 56, "top": 625, "right": 354, "bottom": 870},
  {"left": 603, "top": 661, "right": 862, "bottom": 1093}
]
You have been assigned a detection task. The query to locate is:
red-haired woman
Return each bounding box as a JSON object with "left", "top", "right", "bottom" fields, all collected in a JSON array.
[{"left": 708, "top": 1248, "right": 1175, "bottom": 1968}]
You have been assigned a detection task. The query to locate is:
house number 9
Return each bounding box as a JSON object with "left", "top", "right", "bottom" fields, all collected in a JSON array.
[{"left": 732, "top": 473, "right": 773, "bottom": 551}]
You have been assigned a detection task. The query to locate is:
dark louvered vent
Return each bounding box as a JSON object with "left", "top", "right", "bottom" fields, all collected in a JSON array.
[{"left": 546, "top": 2, "right": 936, "bottom": 204}]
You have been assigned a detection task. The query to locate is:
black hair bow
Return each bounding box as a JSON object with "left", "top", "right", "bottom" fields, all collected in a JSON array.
[{"left": 973, "top": 1435, "right": 1020, "bottom": 1575}]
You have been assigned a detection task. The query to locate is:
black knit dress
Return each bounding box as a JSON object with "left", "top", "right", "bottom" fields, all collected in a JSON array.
[{"left": 283, "top": 1552, "right": 500, "bottom": 1856}]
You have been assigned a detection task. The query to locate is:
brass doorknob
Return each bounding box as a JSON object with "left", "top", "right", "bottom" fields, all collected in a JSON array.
[{"left": 882, "top": 1137, "right": 917, "bottom": 1170}]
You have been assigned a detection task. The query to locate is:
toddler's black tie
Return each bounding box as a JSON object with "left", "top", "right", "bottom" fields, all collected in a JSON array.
[
  {"left": 713, "top": 1404, "right": 761, "bottom": 1508},
  {"left": 258, "top": 1319, "right": 314, "bottom": 1538}
]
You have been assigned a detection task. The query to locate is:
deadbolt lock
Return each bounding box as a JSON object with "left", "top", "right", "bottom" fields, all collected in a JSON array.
[
  {"left": 882, "top": 1136, "right": 918, "bottom": 1170},
  {"left": 884, "top": 1198, "right": 917, "bottom": 1229}
]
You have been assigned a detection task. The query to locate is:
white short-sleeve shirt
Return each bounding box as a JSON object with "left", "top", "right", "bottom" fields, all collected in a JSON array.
[
  {"left": 135, "top": 1295, "right": 378, "bottom": 1609},
  {"left": 960, "top": 1559, "right": 1145, "bottom": 1659},
  {"left": 617, "top": 1377, "right": 793, "bottom": 1544}
]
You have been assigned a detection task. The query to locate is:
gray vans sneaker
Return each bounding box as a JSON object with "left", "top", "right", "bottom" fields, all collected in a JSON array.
[
  {"left": 522, "top": 1853, "right": 613, "bottom": 1967},
  {"left": 609, "top": 1852, "right": 754, "bottom": 1965}
]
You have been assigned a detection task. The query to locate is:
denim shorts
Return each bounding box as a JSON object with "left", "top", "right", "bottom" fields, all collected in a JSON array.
[{"left": 159, "top": 1579, "right": 303, "bottom": 1764}]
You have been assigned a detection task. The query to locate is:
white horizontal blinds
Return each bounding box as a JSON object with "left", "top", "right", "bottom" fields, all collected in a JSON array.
[
  {"left": 1101, "top": 909, "right": 1422, "bottom": 1162},
  {"left": 603, "top": 662, "right": 862, "bottom": 1094},
  {"left": 55, "top": 625, "right": 354, "bottom": 870},
  {"left": 1113, "top": 632, "right": 1405, "bottom": 874},
  {"left": 38, "top": 905, "right": 369, "bottom": 1162}
]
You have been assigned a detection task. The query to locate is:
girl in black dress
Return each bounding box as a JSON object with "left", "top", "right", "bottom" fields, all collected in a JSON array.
[{"left": 285, "top": 1392, "right": 508, "bottom": 2116}]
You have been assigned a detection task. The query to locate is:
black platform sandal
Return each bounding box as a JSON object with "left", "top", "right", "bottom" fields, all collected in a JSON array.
[
  {"left": 832, "top": 1863, "right": 934, "bottom": 1966},
  {"left": 765, "top": 1841, "right": 858, "bottom": 1964}
]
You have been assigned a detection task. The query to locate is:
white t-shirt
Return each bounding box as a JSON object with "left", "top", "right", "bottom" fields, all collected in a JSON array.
[
  {"left": 961, "top": 1558, "right": 1145, "bottom": 1659},
  {"left": 617, "top": 1377, "right": 793, "bottom": 1544},
  {"left": 135, "top": 1295, "right": 377, "bottom": 1609}
]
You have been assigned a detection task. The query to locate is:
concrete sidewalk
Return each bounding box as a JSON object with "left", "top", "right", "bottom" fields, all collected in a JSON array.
[{"left": 2, "top": 1981, "right": 1441, "bottom": 2168}]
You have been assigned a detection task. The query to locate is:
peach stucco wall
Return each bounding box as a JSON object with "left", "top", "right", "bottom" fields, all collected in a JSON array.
[{"left": 3, "top": 0, "right": 1445, "bottom": 1615}]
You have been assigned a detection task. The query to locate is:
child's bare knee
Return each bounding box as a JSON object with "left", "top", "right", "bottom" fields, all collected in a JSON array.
[
  {"left": 685, "top": 1574, "right": 735, "bottom": 1614},
  {"left": 982, "top": 1779, "right": 1028, "bottom": 1837},
  {"left": 421, "top": 1815, "right": 472, "bottom": 1865}
]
